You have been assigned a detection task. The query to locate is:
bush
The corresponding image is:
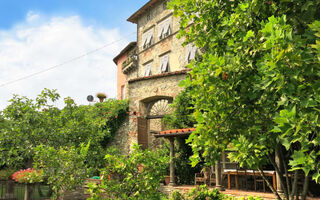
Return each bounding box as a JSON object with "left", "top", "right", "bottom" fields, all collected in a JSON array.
[
  {"left": 0, "top": 169, "right": 16, "bottom": 181},
  {"left": 171, "top": 191, "right": 185, "bottom": 200},
  {"left": 87, "top": 144, "right": 169, "bottom": 200},
  {"left": 187, "top": 185, "right": 223, "bottom": 200}
]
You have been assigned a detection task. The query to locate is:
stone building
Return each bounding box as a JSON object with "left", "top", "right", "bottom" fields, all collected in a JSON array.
[{"left": 113, "top": 0, "right": 197, "bottom": 153}]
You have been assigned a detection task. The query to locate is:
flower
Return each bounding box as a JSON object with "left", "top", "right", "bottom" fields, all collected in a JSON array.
[{"left": 12, "top": 168, "right": 44, "bottom": 183}]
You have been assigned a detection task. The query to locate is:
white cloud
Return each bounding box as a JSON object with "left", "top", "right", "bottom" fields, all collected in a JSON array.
[{"left": 0, "top": 12, "right": 132, "bottom": 110}]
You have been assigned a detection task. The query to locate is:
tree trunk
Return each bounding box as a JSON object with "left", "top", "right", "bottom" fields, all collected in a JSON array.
[
  {"left": 290, "top": 170, "right": 298, "bottom": 200},
  {"left": 268, "top": 154, "right": 287, "bottom": 200},
  {"left": 258, "top": 168, "right": 282, "bottom": 200},
  {"left": 301, "top": 174, "right": 309, "bottom": 200}
]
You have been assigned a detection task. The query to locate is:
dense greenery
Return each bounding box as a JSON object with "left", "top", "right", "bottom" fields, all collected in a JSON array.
[
  {"left": 0, "top": 89, "right": 128, "bottom": 199},
  {"left": 87, "top": 144, "right": 169, "bottom": 200},
  {"left": 169, "top": 0, "right": 320, "bottom": 199},
  {"left": 0, "top": 89, "right": 128, "bottom": 171},
  {"left": 34, "top": 143, "right": 89, "bottom": 199},
  {"left": 163, "top": 87, "right": 196, "bottom": 129}
]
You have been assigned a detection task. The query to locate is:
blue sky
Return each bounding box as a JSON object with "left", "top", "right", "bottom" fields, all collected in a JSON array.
[
  {"left": 0, "top": 0, "right": 149, "bottom": 109},
  {"left": 0, "top": 0, "right": 146, "bottom": 30}
]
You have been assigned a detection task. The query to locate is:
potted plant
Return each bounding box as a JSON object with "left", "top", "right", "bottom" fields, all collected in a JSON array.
[
  {"left": 12, "top": 168, "right": 44, "bottom": 200},
  {"left": 96, "top": 92, "right": 107, "bottom": 103}
]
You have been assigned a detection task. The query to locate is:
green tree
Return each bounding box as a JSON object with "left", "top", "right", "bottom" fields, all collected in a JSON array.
[
  {"left": 169, "top": 0, "right": 320, "bottom": 199},
  {"left": 33, "top": 143, "right": 90, "bottom": 200},
  {"left": 0, "top": 88, "right": 128, "bottom": 173}
]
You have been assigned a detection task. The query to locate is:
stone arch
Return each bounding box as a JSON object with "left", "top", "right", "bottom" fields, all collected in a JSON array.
[{"left": 138, "top": 96, "right": 173, "bottom": 149}]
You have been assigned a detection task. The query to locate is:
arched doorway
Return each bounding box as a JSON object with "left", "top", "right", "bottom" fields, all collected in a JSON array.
[{"left": 137, "top": 97, "right": 173, "bottom": 150}]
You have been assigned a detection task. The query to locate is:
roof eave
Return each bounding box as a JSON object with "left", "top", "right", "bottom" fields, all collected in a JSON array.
[
  {"left": 113, "top": 42, "right": 137, "bottom": 64},
  {"left": 127, "top": 0, "right": 161, "bottom": 24}
]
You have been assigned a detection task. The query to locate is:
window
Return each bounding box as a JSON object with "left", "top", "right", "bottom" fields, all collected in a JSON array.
[
  {"left": 121, "top": 85, "right": 125, "bottom": 100},
  {"left": 185, "top": 44, "right": 197, "bottom": 63},
  {"left": 158, "top": 18, "right": 171, "bottom": 40},
  {"left": 144, "top": 63, "right": 152, "bottom": 76},
  {"left": 159, "top": 54, "right": 169, "bottom": 73},
  {"left": 142, "top": 29, "right": 154, "bottom": 50}
]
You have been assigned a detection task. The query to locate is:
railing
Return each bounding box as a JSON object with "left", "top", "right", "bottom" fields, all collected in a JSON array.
[
  {"left": 0, "top": 180, "right": 51, "bottom": 200},
  {"left": 122, "top": 48, "right": 138, "bottom": 73}
]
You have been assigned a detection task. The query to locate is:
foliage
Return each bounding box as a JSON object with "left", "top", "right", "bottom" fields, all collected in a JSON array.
[
  {"left": 162, "top": 87, "right": 196, "bottom": 129},
  {"left": 33, "top": 143, "right": 89, "bottom": 200},
  {"left": 169, "top": 0, "right": 320, "bottom": 199},
  {"left": 171, "top": 191, "right": 185, "bottom": 200},
  {"left": 11, "top": 168, "right": 44, "bottom": 184},
  {"left": 187, "top": 185, "right": 223, "bottom": 200},
  {"left": 0, "top": 169, "right": 16, "bottom": 181},
  {"left": 87, "top": 144, "right": 169, "bottom": 200},
  {"left": 96, "top": 93, "right": 107, "bottom": 99},
  {"left": 173, "top": 138, "right": 202, "bottom": 185},
  {"left": 223, "top": 196, "right": 262, "bottom": 200},
  {"left": 0, "top": 89, "right": 128, "bottom": 173}
]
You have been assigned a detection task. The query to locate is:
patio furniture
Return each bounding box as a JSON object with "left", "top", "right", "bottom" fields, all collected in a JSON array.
[
  {"left": 237, "top": 168, "right": 249, "bottom": 190},
  {"left": 226, "top": 169, "right": 276, "bottom": 191},
  {"left": 209, "top": 172, "right": 216, "bottom": 186},
  {"left": 253, "top": 170, "right": 266, "bottom": 192},
  {"left": 194, "top": 169, "right": 209, "bottom": 185}
]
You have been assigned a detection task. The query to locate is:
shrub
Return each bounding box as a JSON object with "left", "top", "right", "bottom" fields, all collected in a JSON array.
[
  {"left": 87, "top": 144, "right": 169, "bottom": 200},
  {"left": 187, "top": 185, "right": 223, "bottom": 200},
  {"left": 0, "top": 169, "right": 16, "bottom": 181},
  {"left": 171, "top": 191, "right": 185, "bottom": 200}
]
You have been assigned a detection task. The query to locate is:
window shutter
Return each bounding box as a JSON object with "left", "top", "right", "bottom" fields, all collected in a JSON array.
[
  {"left": 158, "top": 23, "right": 165, "bottom": 38},
  {"left": 147, "top": 31, "right": 153, "bottom": 46},
  {"left": 159, "top": 56, "right": 164, "bottom": 73},
  {"left": 190, "top": 45, "right": 197, "bottom": 60},
  {"left": 138, "top": 117, "right": 148, "bottom": 150},
  {"left": 185, "top": 44, "right": 192, "bottom": 62},
  {"left": 142, "top": 33, "right": 148, "bottom": 48},
  {"left": 163, "top": 19, "right": 171, "bottom": 35},
  {"left": 161, "top": 55, "right": 169, "bottom": 72},
  {"left": 144, "top": 63, "right": 151, "bottom": 76}
]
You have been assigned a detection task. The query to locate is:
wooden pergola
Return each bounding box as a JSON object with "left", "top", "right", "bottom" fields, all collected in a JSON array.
[{"left": 154, "top": 128, "right": 224, "bottom": 190}]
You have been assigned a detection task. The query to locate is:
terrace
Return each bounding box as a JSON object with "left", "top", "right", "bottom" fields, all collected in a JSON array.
[{"left": 122, "top": 47, "right": 137, "bottom": 74}]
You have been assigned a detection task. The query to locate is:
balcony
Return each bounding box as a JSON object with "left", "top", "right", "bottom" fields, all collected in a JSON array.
[{"left": 122, "top": 48, "right": 137, "bottom": 74}]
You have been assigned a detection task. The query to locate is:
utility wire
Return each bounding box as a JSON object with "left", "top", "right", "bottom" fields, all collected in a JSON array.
[{"left": 0, "top": 31, "right": 136, "bottom": 88}]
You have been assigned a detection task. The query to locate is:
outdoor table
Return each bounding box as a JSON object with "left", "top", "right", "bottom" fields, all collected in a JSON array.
[{"left": 225, "top": 169, "right": 276, "bottom": 190}]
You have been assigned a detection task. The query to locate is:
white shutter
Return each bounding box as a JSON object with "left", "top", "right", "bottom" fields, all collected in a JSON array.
[
  {"left": 142, "top": 32, "right": 148, "bottom": 48},
  {"left": 161, "top": 55, "right": 169, "bottom": 72},
  {"left": 147, "top": 31, "right": 153, "bottom": 46},
  {"left": 144, "top": 63, "right": 151, "bottom": 76},
  {"left": 158, "top": 23, "right": 165, "bottom": 38},
  {"left": 159, "top": 57, "right": 164, "bottom": 73},
  {"left": 163, "top": 19, "right": 171, "bottom": 36},
  {"left": 190, "top": 45, "right": 197, "bottom": 60},
  {"left": 185, "top": 44, "right": 192, "bottom": 62}
]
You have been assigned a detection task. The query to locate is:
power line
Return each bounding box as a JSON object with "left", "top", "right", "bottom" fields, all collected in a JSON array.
[{"left": 0, "top": 31, "right": 136, "bottom": 88}]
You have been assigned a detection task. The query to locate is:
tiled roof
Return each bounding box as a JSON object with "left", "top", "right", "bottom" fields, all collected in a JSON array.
[
  {"left": 127, "top": 0, "right": 160, "bottom": 23},
  {"left": 154, "top": 128, "right": 196, "bottom": 138},
  {"left": 128, "top": 69, "right": 190, "bottom": 83}
]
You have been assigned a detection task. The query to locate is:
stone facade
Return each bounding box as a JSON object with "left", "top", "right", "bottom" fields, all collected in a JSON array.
[{"left": 112, "top": 0, "right": 193, "bottom": 152}]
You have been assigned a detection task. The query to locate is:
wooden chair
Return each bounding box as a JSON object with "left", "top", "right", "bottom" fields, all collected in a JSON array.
[
  {"left": 209, "top": 172, "right": 216, "bottom": 186},
  {"left": 253, "top": 170, "right": 266, "bottom": 192},
  {"left": 195, "top": 169, "right": 208, "bottom": 185}
]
